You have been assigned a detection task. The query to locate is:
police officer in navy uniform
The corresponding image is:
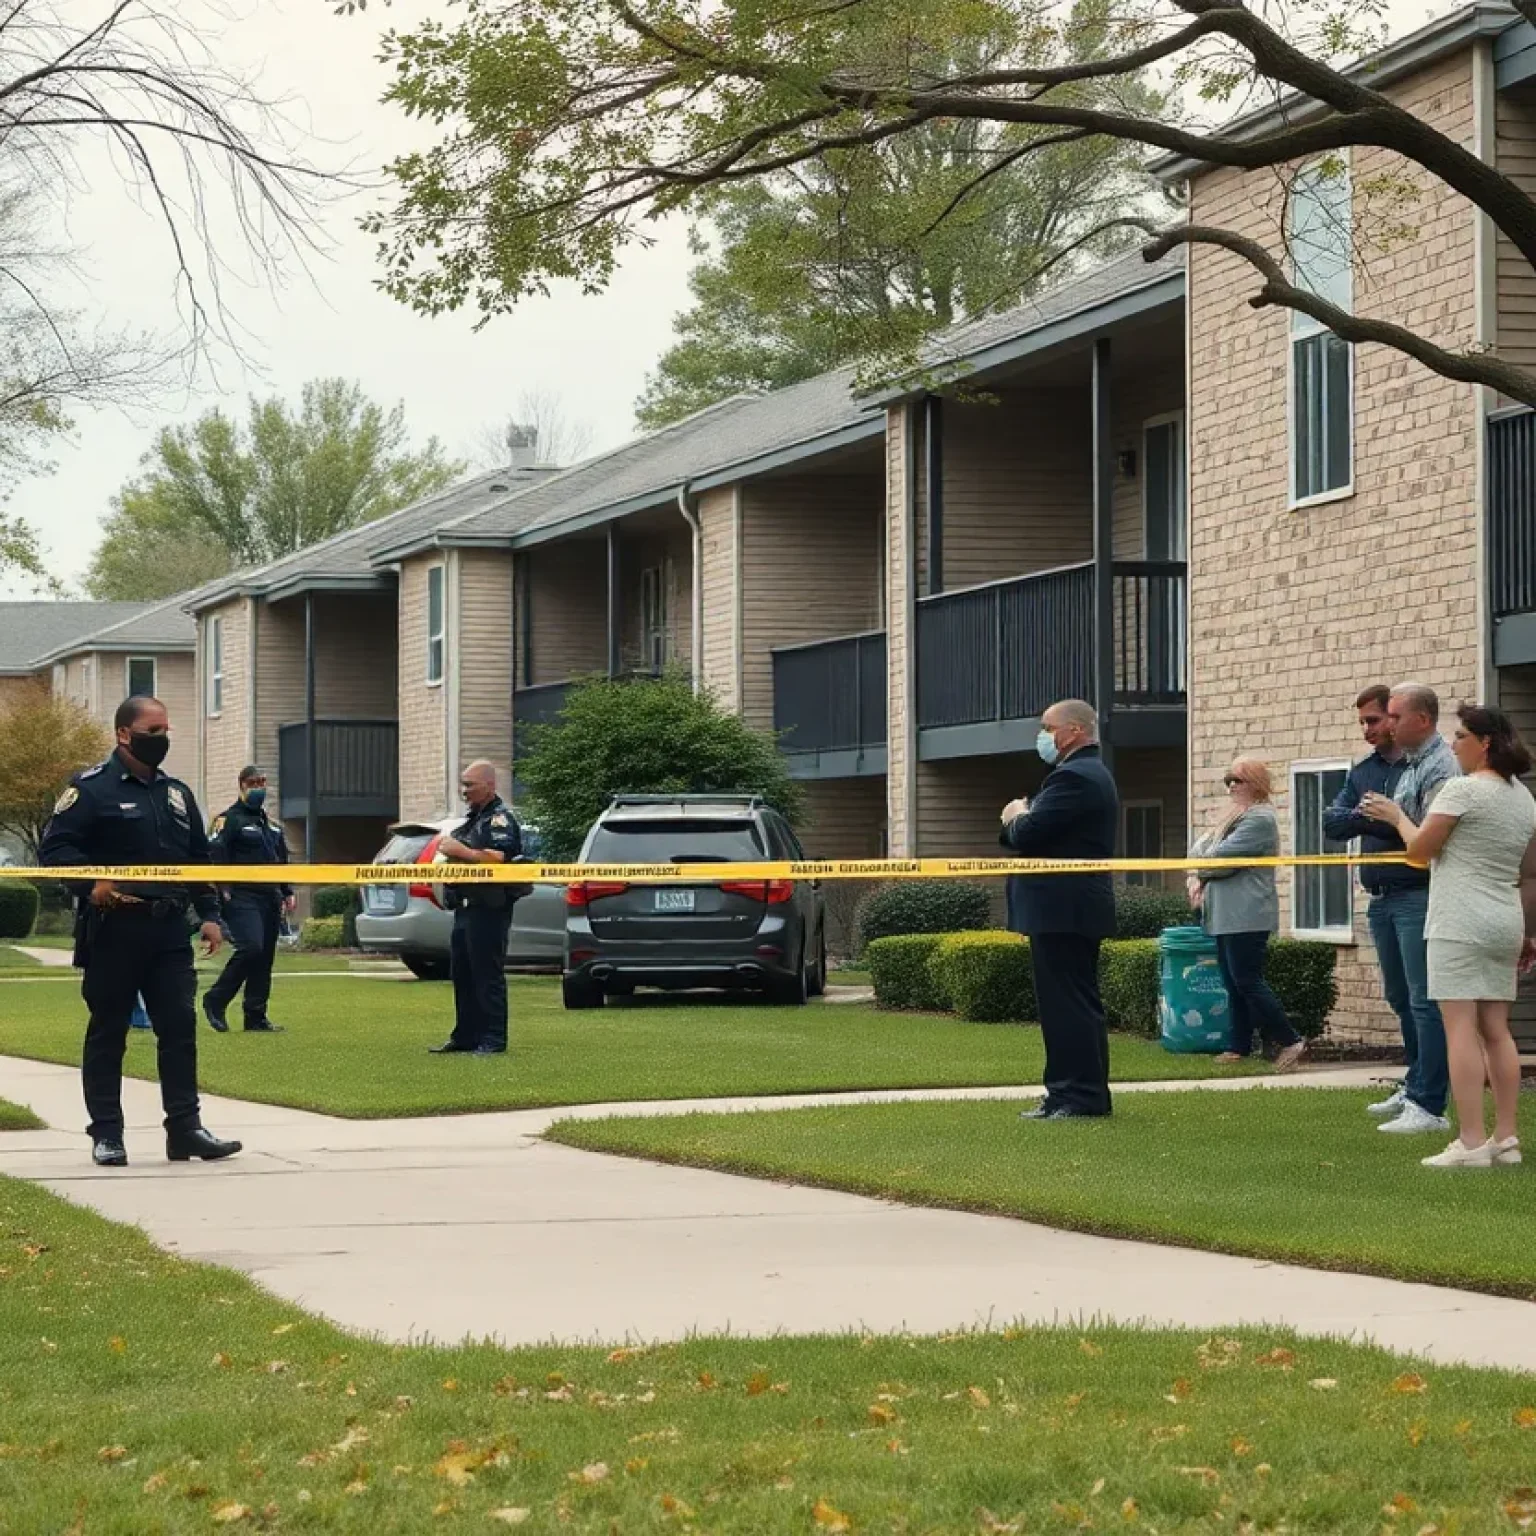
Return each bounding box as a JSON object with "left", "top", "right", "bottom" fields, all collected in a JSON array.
[
  {"left": 203, "top": 764, "right": 295, "bottom": 1034},
  {"left": 40, "top": 695, "right": 242, "bottom": 1168},
  {"left": 429, "top": 759, "right": 525, "bottom": 1056}
]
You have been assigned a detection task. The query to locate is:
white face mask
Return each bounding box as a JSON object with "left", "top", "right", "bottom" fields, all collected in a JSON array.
[{"left": 1036, "top": 728, "right": 1060, "bottom": 765}]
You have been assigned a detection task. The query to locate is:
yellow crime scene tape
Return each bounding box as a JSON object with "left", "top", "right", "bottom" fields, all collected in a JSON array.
[{"left": 0, "top": 854, "right": 1415, "bottom": 886}]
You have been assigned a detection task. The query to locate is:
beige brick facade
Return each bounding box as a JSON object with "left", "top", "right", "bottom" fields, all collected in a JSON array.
[
  {"left": 459, "top": 550, "right": 515, "bottom": 792},
  {"left": 884, "top": 405, "right": 916, "bottom": 854},
  {"left": 698, "top": 487, "right": 741, "bottom": 709},
  {"left": 1187, "top": 55, "right": 1482, "bottom": 1043},
  {"left": 398, "top": 554, "right": 448, "bottom": 821},
  {"left": 200, "top": 600, "right": 251, "bottom": 812}
]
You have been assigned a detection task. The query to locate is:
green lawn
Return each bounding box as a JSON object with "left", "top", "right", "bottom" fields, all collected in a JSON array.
[
  {"left": 0, "top": 949, "right": 370, "bottom": 981},
  {"left": 5, "top": 1177, "right": 1536, "bottom": 1535},
  {"left": 550, "top": 1088, "right": 1536, "bottom": 1300},
  {"left": 0, "top": 975, "right": 1265, "bottom": 1119},
  {"left": 0, "top": 1097, "right": 43, "bottom": 1130}
]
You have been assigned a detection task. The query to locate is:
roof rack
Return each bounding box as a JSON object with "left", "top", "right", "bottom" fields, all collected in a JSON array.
[{"left": 606, "top": 793, "right": 765, "bottom": 809}]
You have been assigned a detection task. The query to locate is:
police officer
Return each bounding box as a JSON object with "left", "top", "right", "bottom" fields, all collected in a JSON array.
[
  {"left": 40, "top": 695, "right": 242, "bottom": 1168},
  {"left": 203, "top": 765, "right": 294, "bottom": 1034},
  {"left": 429, "top": 759, "right": 525, "bottom": 1056}
]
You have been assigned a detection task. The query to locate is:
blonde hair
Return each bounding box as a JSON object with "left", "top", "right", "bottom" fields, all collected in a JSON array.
[{"left": 1228, "top": 758, "right": 1273, "bottom": 801}]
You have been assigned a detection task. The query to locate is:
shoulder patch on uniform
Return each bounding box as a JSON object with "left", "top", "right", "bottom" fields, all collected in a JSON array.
[
  {"left": 53, "top": 786, "right": 78, "bottom": 815},
  {"left": 491, "top": 813, "right": 509, "bottom": 828},
  {"left": 79, "top": 761, "right": 107, "bottom": 780},
  {"left": 165, "top": 784, "right": 188, "bottom": 816}
]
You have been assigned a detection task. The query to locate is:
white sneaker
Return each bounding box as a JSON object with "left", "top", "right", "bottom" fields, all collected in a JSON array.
[
  {"left": 1492, "top": 1136, "right": 1523, "bottom": 1166},
  {"left": 1422, "top": 1139, "right": 1495, "bottom": 1169},
  {"left": 1379, "top": 1102, "right": 1452, "bottom": 1135},
  {"left": 1367, "top": 1088, "right": 1406, "bottom": 1118}
]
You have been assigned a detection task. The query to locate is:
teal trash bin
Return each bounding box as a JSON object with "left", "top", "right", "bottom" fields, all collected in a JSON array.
[{"left": 1157, "top": 926, "right": 1231, "bottom": 1054}]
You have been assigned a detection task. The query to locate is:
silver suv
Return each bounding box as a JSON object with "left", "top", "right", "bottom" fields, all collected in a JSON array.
[
  {"left": 562, "top": 795, "right": 826, "bottom": 1009},
  {"left": 356, "top": 817, "right": 565, "bottom": 978}
]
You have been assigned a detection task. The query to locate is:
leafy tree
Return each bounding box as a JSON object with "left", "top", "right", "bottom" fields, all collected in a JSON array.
[
  {"left": 518, "top": 672, "right": 804, "bottom": 861},
  {"left": 0, "top": 682, "right": 110, "bottom": 863},
  {"left": 635, "top": 55, "right": 1160, "bottom": 426},
  {"left": 353, "top": 0, "right": 1536, "bottom": 408},
  {"left": 469, "top": 387, "right": 594, "bottom": 469},
  {"left": 85, "top": 379, "right": 464, "bottom": 599}
]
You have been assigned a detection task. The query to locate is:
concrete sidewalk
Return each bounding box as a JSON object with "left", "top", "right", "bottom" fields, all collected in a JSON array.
[{"left": 1, "top": 1052, "right": 1532, "bottom": 1371}]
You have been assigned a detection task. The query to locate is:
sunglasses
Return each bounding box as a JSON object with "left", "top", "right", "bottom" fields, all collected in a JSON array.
[{"left": 1223, "top": 775, "right": 1245, "bottom": 789}]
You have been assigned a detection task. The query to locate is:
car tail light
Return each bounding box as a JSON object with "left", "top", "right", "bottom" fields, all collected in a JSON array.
[
  {"left": 566, "top": 881, "right": 629, "bottom": 909},
  {"left": 409, "top": 834, "right": 444, "bottom": 906},
  {"left": 720, "top": 879, "right": 794, "bottom": 904}
]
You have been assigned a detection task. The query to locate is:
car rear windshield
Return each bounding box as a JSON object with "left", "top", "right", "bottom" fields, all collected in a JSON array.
[
  {"left": 585, "top": 819, "right": 766, "bottom": 865},
  {"left": 376, "top": 831, "right": 434, "bottom": 864}
]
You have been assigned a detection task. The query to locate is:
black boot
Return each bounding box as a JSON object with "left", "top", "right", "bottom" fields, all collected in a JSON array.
[
  {"left": 166, "top": 1127, "right": 242, "bottom": 1162},
  {"left": 203, "top": 998, "right": 229, "bottom": 1033},
  {"left": 92, "top": 1138, "right": 128, "bottom": 1167}
]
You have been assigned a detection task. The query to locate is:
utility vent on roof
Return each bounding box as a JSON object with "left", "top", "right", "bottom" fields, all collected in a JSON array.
[{"left": 489, "top": 483, "right": 509, "bottom": 492}]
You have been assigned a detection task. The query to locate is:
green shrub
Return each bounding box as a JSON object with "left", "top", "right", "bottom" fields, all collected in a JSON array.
[
  {"left": 312, "top": 886, "right": 356, "bottom": 920},
  {"left": 867, "top": 934, "right": 949, "bottom": 1012},
  {"left": 1265, "top": 940, "right": 1339, "bottom": 1039},
  {"left": 1099, "top": 940, "right": 1160, "bottom": 1036},
  {"left": 855, "top": 880, "right": 992, "bottom": 954},
  {"left": 930, "top": 931, "right": 1034, "bottom": 1024},
  {"left": 1114, "top": 884, "right": 1190, "bottom": 939},
  {"left": 0, "top": 880, "right": 39, "bottom": 938},
  {"left": 299, "top": 915, "right": 346, "bottom": 952}
]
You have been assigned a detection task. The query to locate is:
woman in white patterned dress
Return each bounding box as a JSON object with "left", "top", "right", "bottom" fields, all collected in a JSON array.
[{"left": 1367, "top": 704, "right": 1536, "bottom": 1169}]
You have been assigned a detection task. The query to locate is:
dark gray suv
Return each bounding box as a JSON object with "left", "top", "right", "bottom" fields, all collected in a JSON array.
[{"left": 562, "top": 794, "right": 826, "bottom": 1009}]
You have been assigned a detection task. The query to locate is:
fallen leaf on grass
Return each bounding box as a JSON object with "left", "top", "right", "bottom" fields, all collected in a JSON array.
[
  {"left": 272, "top": 1323, "right": 297, "bottom": 1336},
  {"left": 1408, "top": 1422, "right": 1427, "bottom": 1447},
  {"left": 1176, "top": 1467, "right": 1220, "bottom": 1486},
  {"left": 659, "top": 1494, "right": 695, "bottom": 1517},
  {"left": 436, "top": 1450, "right": 479, "bottom": 1487},
  {"left": 1308, "top": 1378, "right": 1339, "bottom": 1391},
  {"left": 1079, "top": 1338, "right": 1103, "bottom": 1357},
  {"left": 967, "top": 1386, "right": 991, "bottom": 1409},
  {"left": 625, "top": 1458, "right": 649, "bottom": 1475},
  {"left": 488, "top": 1511, "right": 530, "bottom": 1526},
  {"left": 1065, "top": 1392, "right": 1088, "bottom": 1411},
  {"left": 1150, "top": 1424, "right": 1188, "bottom": 1444},
  {"left": 97, "top": 1446, "right": 128, "bottom": 1462},
  {"left": 265, "top": 1361, "right": 288, "bottom": 1375},
  {"left": 812, "top": 1498, "right": 852, "bottom": 1531},
  {"left": 211, "top": 1352, "right": 232, "bottom": 1370},
  {"left": 1255, "top": 1348, "right": 1296, "bottom": 1370},
  {"left": 1197, "top": 1338, "right": 1243, "bottom": 1370},
  {"left": 867, "top": 1403, "right": 898, "bottom": 1427},
  {"left": 1164, "top": 1379, "right": 1193, "bottom": 1404},
  {"left": 571, "top": 1462, "right": 609, "bottom": 1485},
  {"left": 333, "top": 1427, "right": 369, "bottom": 1454},
  {"left": 21, "top": 1243, "right": 48, "bottom": 1259},
  {"left": 1255, "top": 1464, "right": 1272, "bottom": 1478},
  {"left": 141, "top": 1473, "right": 168, "bottom": 1494},
  {"left": 1229, "top": 1438, "right": 1253, "bottom": 1458},
  {"left": 1122, "top": 1497, "right": 1140, "bottom": 1520},
  {"left": 344, "top": 1478, "right": 368, "bottom": 1496},
  {"left": 1391, "top": 1374, "right": 1429, "bottom": 1396},
  {"left": 210, "top": 1503, "right": 252, "bottom": 1524},
  {"left": 442, "top": 1379, "right": 459, "bottom": 1393},
  {"left": 1516, "top": 1408, "right": 1536, "bottom": 1429},
  {"left": 108, "top": 1336, "right": 126, "bottom": 1355},
  {"left": 433, "top": 1500, "right": 457, "bottom": 1517},
  {"left": 1382, "top": 1494, "right": 1418, "bottom": 1517},
  {"left": 979, "top": 1511, "right": 1023, "bottom": 1534}
]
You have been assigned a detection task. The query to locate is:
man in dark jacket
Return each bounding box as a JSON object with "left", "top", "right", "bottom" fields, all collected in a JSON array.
[
  {"left": 204, "top": 765, "right": 294, "bottom": 1034},
  {"left": 1000, "top": 699, "right": 1119, "bottom": 1119}
]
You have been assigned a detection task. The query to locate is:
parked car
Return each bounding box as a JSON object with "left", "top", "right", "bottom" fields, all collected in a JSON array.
[
  {"left": 562, "top": 794, "right": 826, "bottom": 1009},
  {"left": 355, "top": 816, "right": 565, "bottom": 979}
]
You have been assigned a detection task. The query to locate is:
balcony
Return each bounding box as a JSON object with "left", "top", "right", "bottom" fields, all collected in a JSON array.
[
  {"left": 916, "top": 560, "right": 1186, "bottom": 758},
  {"left": 772, "top": 632, "right": 888, "bottom": 777},
  {"left": 512, "top": 681, "right": 573, "bottom": 759},
  {"left": 1489, "top": 408, "right": 1536, "bottom": 666},
  {"left": 278, "top": 720, "right": 399, "bottom": 820}
]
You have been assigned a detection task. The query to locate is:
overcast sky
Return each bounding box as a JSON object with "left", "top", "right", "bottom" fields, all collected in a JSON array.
[{"left": 0, "top": 0, "right": 694, "bottom": 598}]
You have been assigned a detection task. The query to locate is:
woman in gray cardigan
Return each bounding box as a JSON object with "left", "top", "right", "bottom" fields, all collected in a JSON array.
[{"left": 1188, "top": 759, "right": 1308, "bottom": 1071}]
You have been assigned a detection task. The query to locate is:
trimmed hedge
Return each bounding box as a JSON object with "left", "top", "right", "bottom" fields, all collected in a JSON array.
[
  {"left": 312, "top": 886, "right": 357, "bottom": 920},
  {"left": 299, "top": 915, "right": 346, "bottom": 952},
  {"left": 865, "top": 934, "right": 950, "bottom": 1012},
  {"left": 0, "top": 881, "right": 39, "bottom": 938},
  {"left": 854, "top": 880, "right": 991, "bottom": 954},
  {"left": 1114, "top": 884, "right": 1190, "bottom": 939},
  {"left": 930, "top": 931, "right": 1033, "bottom": 1023},
  {"left": 1099, "top": 940, "right": 1161, "bottom": 1035}
]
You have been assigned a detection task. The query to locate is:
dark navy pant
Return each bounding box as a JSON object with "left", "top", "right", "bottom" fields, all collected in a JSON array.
[
  {"left": 1214, "top": 930, "right": 1302, "bottom": 1056},
  {"left": 450, "top": 904, "right": 513, "bottom": 1051},
  {"left": 204, "top": 894, "right": 280, "bottom": 1027}
]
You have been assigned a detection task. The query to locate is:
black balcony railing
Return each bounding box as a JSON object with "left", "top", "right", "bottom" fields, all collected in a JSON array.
[
  {"left": 1489, "top": 408, "right": 1536, "bottom": 620},
  {"left": 277, "top": 720, "right": 399, "bottom": 820},
  {"left": 1113, "top": 561, "right": 1188, "bottom": 705},
  {"left": 772, "top": 631, "right": 887, "bottom": 756}
]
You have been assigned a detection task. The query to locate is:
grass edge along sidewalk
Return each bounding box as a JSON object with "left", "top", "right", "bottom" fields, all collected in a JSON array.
[
  {"left": 547, "top": 1087, "right": 1536, "bottom": 1301},
  {"left": 4, "top": 1175, "right": 1536, "bottom": 1534},
  {"left": 0, "top": 1097, "right": 43, "bottom": 1130}
]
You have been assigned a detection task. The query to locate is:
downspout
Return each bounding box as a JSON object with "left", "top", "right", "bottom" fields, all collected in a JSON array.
[
  {"left": 677, "top": 482, "right": 702, "bottom": 690},
  {"left": 900, "top": 401, "right": 918, "bottom": 857}
]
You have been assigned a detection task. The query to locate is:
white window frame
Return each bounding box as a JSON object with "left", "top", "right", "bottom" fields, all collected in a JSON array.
[
  {"left": 426, "top": 564, "right": 446, "bottom": 686},
  {"left": 125, "top": 655, "right": 157, "bottom": 699},
  {"left": 1287, "top": 158, "right": 1355, "bottom": 510},
  {"left": 1289, "top": 758, "right": 1356, "bottom": 944},
  {"left": 207, "top": 618, "right": 224, "bottom": 717},
  {"left": 640, "top": 561, "right": 670, "bottom": 673},
  {"left": 1141, "top": 412, "right": 1187, "bottom": 562},
  {"left": 1122, "top": 799, "right": 1165, "bottom": 889}
]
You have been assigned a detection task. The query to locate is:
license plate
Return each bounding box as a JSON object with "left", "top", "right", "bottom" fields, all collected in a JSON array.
[{"left": 654, "top": 889, "right": 695, "bottom": 913}]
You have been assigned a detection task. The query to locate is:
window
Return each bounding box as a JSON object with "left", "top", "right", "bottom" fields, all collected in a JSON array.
[
  {"left": 426, "top": 565, "right": 445, "bottom": 684},
  {"left": 1143, "top": 416, "right": 1186, "bottom": 562},
  {"left": 1122, "top": 801, "right": 1164, "bottom": 888},
  {"left": 1289, "top": 159, "right": 1353, "bottom": 503},
  {"left": 207, "top": 618, "right": 224, "bottom": 715},
  {"left": 640, "top": 563, "right": 670, "bottom": 672},
  {"left": 1291, "top": 762, "right": 1353, "bottom": 940},
  {"left": 126, "top": 656, "right": 156, "bottom": 698}
]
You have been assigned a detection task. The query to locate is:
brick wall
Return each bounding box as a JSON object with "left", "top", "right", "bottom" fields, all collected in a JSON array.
[
  {"left": 520, "top": 540, "right": 607, "bottom": 687},
  {"left": 398, "top": 555, "right": 448, "bottom": 821},
  {"left": 201, "top": 600, "right": 250, "bottom": 813},
  {"left": 884, "top": 405, "right": 915, "bottom": 853},
  {"left": 315, "top": 594, "right": 398, "bottom": 718},
  {"left": 1187, "top": 54, "right": 1481, "bottom": 1042},
  {"left": 459, "top": 550, "right": 515, "bottom": 790},
  {"left": 698, "top": 487, "right": 740, "bottom": 709}
]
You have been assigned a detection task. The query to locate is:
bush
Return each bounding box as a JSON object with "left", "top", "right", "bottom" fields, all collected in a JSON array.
[
  {"left": 855, "top": 880, "right": 992, "bottom": 953},
  {"left": 299, "top": 915, "right": 346, "bottom": 951},
  {"left": 930, "top": 931, "right": 1034, "bottom": 1024},
  {"left": 0, "top": 880, "right": 39, "bottom": 938},
  {"left": 312, "top": 886, "right": 356, "bottom": 920},
  {"left": 1114, "top": 884, "right": 1191, "bottom": 939},
  {"left": 867, "top": 934, "right": 950, "bottom": 1012},
  {"left": 519, "top": 670, "right": 804, "bottom": 862},
  {"left": 1099, "top": 940, "right": 1160, "bottom": 1036}
]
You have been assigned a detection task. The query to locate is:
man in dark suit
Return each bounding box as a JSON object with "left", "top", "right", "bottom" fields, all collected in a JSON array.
[{"left": 999, "top": 699, "right": 1119, "bottom": 1120}]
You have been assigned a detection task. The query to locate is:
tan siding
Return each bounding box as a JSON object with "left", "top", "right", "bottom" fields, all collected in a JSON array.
[
  {"left": 522, "top": 540, "right": 608, "bottom": 686},
  {"left": 698, "top": 487, "right": 739, "bottom": 707},
  {"left": 1495, "top": 89, "right": 1536, "bottom": 376},
  {"left": 1112, "top": 371, "right": 1186, "bottom": 560},
  {"left": 1116, "top": 746, "right": 1189, "bottom": 891},
  {"left": 315, "top": 595, "right": 398, "bottom": 718},
  {"left": 151, "top": 652, "right": 199, "bottom": 790},
  {"left": 739, "top": 473, "right": 884, "bottom": 732},
  {"left": 255, "top": 601, "right": 307, "bottom": 807},
  {"left": 0, "top": 675, "right": 38, "bottom": 711},
  {"left": 1498, "top": 662, "right": 1536, "bottom": 1045},
  {"left": 398, "top": 555, "right": 448, "bottom": 821},
  {"left": 459, "top": 550, "right": 515, "bottom": 785},
  {"left": 1188, "top": 54, "right": 1480, "bottom": 1044},
  {"left": 885, "top": 405, "right": 914, "bottom": 853},
  {"left": 202, "top": 601, "right": 250, "bottom": 814}
]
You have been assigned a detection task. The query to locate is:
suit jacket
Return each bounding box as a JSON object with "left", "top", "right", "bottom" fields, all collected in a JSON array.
[{"left": 1000, "top": 744, "right": 1119, "bottom": 938}]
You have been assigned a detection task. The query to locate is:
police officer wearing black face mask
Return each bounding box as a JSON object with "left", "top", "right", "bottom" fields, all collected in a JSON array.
[
  {"left": 203, "top": 765, "right": 294, "bottom": 1034},
  {"left": 428, "top": 759, "right": 526, "bottom": 1057},
  {"left": 40, "top": 695, "right": 242, "bottom": 1169}
]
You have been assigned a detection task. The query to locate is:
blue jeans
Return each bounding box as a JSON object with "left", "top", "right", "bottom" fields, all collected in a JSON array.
[
  {"left": 1214, "top": 931, "right": 1301, "bottom": 1056},
  {"left": 1367, "top": 887, "right": 1447, "bottom": 1116},
  {"left": 129, "top": 994, "right": 150, "bottom": 1030}
]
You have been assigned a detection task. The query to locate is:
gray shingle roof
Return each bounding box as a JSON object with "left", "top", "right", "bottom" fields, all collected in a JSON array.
[
  {"left": 0, "top": 601, "right": 155, "bottom": 674},
  {"left": 34, "top": 594, "right": 196, "bottom": 662}
]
